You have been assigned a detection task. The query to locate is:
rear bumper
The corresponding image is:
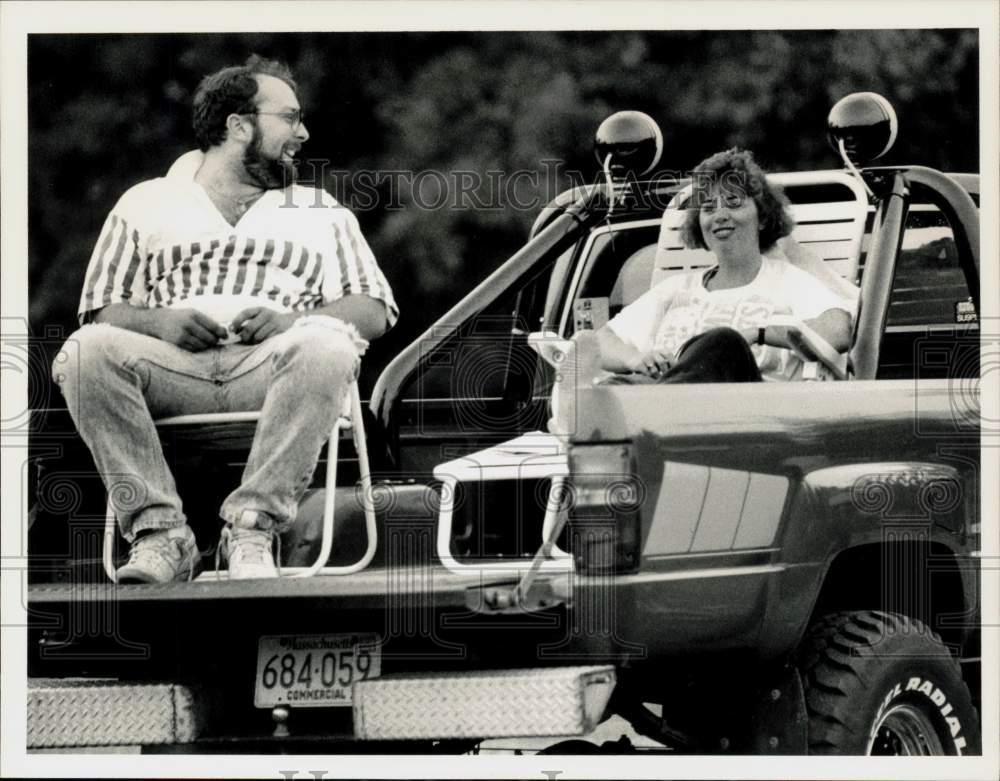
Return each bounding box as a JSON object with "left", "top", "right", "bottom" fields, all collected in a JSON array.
[
  {"left": 24, "top": 561, "right": 781, "bottom": 749},
  {"left": 26, "top": 667, "right": 615, "bottom": 749},
  {"left": 28, "top": 680, "right": 206, "bottom": 749},
  {"left": 354, "top": 666, "right": 615, "bottom": 740}
]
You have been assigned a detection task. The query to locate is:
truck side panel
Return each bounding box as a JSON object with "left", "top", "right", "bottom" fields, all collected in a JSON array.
[{"left": 569, "top": 378, "right": 978, "bottom": 661}]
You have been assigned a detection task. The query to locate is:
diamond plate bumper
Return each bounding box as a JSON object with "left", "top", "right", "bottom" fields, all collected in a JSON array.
[
  {"left": 353, "top": 666, "right": 616, "bottom": 740},
  {"left": 27, "top": 679, "right": 205, "bottom": 749}
]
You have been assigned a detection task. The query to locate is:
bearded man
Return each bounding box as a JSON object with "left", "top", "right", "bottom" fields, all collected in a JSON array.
[{"left": 54, "top": 55, "right": 397, "bottom": 583}]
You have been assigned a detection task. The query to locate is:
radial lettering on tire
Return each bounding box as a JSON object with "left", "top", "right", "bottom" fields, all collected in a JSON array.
[{"left": 797, "top": 610, "right": 980, "bottom": 755}]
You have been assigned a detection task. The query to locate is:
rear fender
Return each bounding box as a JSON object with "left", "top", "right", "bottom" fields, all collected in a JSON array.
[{"left": 758, "top": 460, "right": 978, "bottom": 657}]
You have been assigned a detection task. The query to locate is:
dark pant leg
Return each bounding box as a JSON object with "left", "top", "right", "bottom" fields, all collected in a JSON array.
[
  {"left": 600, "top": 327, "right": 762, "bottom": 386},
  {"left": 665, "top": 327, "right": 762, "bottom": 383}
]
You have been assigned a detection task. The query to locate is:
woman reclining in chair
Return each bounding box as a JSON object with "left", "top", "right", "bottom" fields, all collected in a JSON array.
[
  {"left": 548, "top": 148, "right": 859, "bottom": 434},
  {"left": 589, "top": 147, "right": 858, "bottom": 386}
]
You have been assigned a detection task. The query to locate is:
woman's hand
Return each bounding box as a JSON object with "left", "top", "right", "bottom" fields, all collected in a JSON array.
[
  {"left": 738, "top": 326, "right": 763, "bottom": 347},
  {"left": 594, "top": 325, "right": 674, "bottom": 376},
  {"left": 628, "top": 348, "right": 675, "bottom": 378}
]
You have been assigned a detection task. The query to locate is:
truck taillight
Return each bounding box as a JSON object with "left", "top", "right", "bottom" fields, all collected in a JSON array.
[{"left": 564, "top": 443, "right": 642, "bottom": 575}]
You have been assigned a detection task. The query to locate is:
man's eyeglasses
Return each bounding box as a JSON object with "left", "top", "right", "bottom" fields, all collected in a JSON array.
[{"left": 242, "top": 109, "right": 306, "bottom": 129}]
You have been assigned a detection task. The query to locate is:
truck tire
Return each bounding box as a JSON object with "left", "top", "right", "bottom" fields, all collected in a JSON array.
[{"left": 798, "top": 610, "right": 980, "bottom": 755}]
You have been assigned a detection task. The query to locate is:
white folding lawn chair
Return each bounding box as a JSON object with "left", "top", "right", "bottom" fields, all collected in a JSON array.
[{"left": 102, "top": 380, "right": 377, "bottom": 582}]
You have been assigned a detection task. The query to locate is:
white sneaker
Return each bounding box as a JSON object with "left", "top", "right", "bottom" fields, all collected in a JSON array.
[
  {"left": 218, "top": 524, "right": 280, "bottom": 579},
  {"left": 116, "top": 525, "right": 201, "bottom": 584}
]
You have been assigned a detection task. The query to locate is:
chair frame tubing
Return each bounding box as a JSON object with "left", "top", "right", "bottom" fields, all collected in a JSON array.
[{"left": 103, "top": 381, "right": 376, "bottom": 582}]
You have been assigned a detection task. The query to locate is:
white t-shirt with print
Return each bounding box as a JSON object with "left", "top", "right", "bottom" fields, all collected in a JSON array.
[{"left": 606, "top": 256, "right": 857, "bottom": 381}]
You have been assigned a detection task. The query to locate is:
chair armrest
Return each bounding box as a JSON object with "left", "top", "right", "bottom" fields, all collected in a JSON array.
[{"left": 768, "top": 315, "right": 849, "bottom": 381}]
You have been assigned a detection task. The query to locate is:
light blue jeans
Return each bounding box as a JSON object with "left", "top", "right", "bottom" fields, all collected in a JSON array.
[{"left": 53, "top": 320, "right": 360, "bottom": 542}]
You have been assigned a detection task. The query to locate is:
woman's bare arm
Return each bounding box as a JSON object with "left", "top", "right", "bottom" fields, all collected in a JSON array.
[
  {"left": 738, "top": 307, "right": 852, "bottom": 353},
  {"left": 594, "top": 325, "right": 645, "bottom": 373}
]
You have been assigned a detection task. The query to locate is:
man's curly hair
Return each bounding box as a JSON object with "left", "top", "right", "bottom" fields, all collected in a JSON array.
[
  {"left": 680, "top": 148, "right": 794, "bottom": 253},
  {"left": 191, "top": 54, "right": 298, "bottom": 151}
]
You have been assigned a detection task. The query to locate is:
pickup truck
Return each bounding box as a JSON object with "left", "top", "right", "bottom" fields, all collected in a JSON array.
[{"left": 23, "top": 93, "right": 983, "bottom": 756}]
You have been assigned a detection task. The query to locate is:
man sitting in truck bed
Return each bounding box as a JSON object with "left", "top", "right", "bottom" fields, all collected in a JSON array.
[{"left": 52, "top": 55, "right": 397, "bottom": 584}]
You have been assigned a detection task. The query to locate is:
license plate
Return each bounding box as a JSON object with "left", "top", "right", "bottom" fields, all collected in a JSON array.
[{"left": 254, "top": 633, "right": 381, "bottom": 708}]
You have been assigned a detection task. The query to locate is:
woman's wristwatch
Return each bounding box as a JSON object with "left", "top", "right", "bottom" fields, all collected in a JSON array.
[{"left": 757, "top": 326, "right": 766, "bottom": 346}]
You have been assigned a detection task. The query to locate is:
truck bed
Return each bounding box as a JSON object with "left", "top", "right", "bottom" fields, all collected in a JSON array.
[{"left": 27, "top": 564, "right": 496, "bottom": 606}]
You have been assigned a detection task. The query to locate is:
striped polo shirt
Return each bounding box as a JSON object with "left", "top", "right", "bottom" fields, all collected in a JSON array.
[{"left": 77, "top": 151, "right": 398, "bottom": 337}]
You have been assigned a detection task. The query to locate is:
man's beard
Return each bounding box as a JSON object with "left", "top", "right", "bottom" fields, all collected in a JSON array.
[{"left": 242, "top": 129, "right": 297, "bottom": 189}]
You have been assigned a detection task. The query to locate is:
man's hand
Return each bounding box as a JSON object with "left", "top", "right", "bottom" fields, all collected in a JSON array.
[
  {"left": 628, "top": 348, "right": 674, "bottom": 378},
  {"left": 232, "top": 307, "right": 296, "bottom": 344},
  {"left": 152, "top": 308, "right": 228, "bottom": 351}
]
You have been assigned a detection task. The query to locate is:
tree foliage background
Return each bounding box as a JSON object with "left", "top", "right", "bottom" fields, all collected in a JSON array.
[{"left": 27, "top": 30, "right": 979, "bottom": 393}]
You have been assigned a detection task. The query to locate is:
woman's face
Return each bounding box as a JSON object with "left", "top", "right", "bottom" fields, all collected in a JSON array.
[{"left": 698, "top": 184, "right": 761, "bottom": 257}]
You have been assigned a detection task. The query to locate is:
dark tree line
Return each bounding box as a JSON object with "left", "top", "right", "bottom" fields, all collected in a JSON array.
[{"left": 27, "top": 30, "right": 979, "bottom": 392}]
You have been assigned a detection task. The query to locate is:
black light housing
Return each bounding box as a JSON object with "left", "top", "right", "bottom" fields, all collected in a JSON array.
[
  {"left": 827, "top": 92, "right": 898, "bottom": 166},
  {"left": 594, "top": 110, "right": 663, "bottom": 180}
]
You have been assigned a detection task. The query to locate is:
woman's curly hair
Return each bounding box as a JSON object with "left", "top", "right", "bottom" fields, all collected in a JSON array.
[
  {"left": 191, "top": 54, "right": 297, "bottom": 151},
  {"left": 679, "top": 148, "right": 794, "bottom": 253}
]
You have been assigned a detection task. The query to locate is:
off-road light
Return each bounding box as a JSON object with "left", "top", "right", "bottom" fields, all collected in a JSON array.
[
  {"left": 827, "top": 92, "right": 898, "bottom": 166},
  {"left": 594, "top": 110, "right": 663, "bottom": 181}
]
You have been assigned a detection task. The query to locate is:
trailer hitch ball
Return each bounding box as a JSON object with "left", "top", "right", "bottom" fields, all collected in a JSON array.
[{"left": 272, "top": 705, "right": 291, "bottom": 737}]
